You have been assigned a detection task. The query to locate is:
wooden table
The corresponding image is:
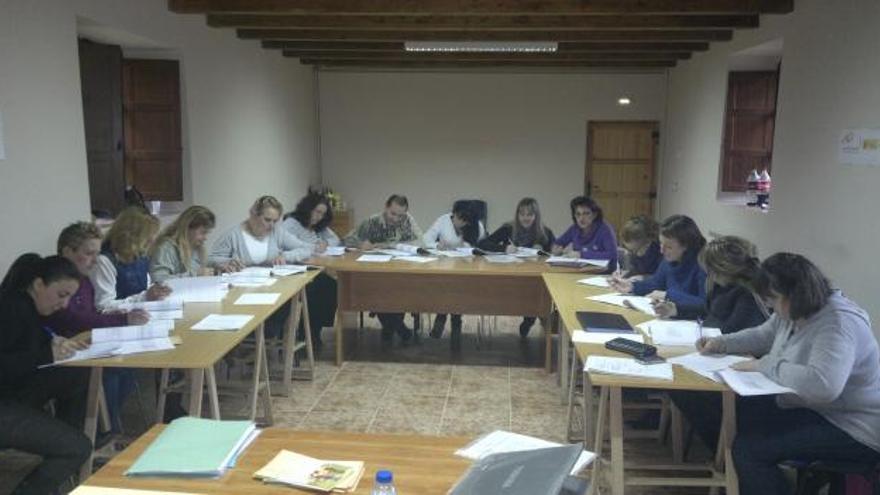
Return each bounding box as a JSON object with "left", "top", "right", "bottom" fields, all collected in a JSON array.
[
  {"left": 81, "top": 426, "right": 472, "bottom": 494},
  {"left": 68, "top": 271, "right": 322, "bottom": 478},
  {"left": 312, "top": 253, "right": 586, "bottom": 366},
  {"left": 541, "top": 273, "right": 739, "bottom": 495}
]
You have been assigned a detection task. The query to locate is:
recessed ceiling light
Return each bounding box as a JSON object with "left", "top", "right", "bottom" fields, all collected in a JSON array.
[
  {"left": 618, "top": 97, "right": 632, "bottom": 106},
  {"left": 404, "top": 41, "right": 558, "bottom": 53}
]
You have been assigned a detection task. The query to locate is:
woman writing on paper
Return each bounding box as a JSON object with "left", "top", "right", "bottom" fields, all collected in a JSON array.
[
  {"left": 609, "top": 214, "right": 707, "bottom": 312},
  {"left": 423, "top": 200, "right": 486, "bottom": 344},
  {"left": 551, "top": 196, "right": 618, "bottom": 273},
  {"left": 281, "top": 193, "right": 341, "bottom": 353},
  {"left": 149, "top": 205, "right": 216, "bottom": 282},
  {"left": 698, "top": 253, "right": 880, "bottom": 495},
  {"left": 478, "top": 198, "right": 555, "bottom": 337},
  {"left": 91, "top": 207, "right": 171, "bottom": 434},
  {"left": 0, "top": 254, "right": 92, "bottom": 495},
  {"left": 618, "top": 215, "right": 662, "bottom": 280}
]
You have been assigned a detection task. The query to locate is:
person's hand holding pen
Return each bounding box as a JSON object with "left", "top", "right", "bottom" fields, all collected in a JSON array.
[
  {"left": 44, "top": 327, "right": 87, "bottom": 362},
  {"left": 648, "top": 291, "right": 676, "bottom": 318},
  {"left": 146, "top": 282, "right": 172, "bottom": 301},
  {"left": 608, "top": 274, "right": 633, "bottom": 294}
]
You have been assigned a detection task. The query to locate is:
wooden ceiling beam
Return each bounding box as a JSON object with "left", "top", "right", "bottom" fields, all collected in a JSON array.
[
  {"left": 208, "top": 14, "right": 758, "bottom": 30},
  {"left": 241, "top": 29, "right": 733, "bottom": 42},
  {"left": 299, "top": 59, "right": 677, "bottom": 68},
  {"left": 262, "top": 40, "right": 711, "bottom": 52},
  {"left": 282, "top": 50, "right": 691, "bottom": 61},
  {"left": 170, "top": 0, "right": 793, "bottom": 15}
]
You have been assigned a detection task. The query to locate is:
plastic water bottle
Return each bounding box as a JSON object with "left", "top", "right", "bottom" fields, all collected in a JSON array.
[{"left": 371, "top": 469, "right": 397, "bottom": 494}]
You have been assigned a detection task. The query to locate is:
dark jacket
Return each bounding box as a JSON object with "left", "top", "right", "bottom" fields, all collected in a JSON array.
[
  {"left": 0, "top": 292, "right": 54, "bottom": 398},
  {"left": 477, "top": 223, "right": 555, "bottom": 253},
  {"left": 632, "top": 250, "right": 707, "bottom": 308},
  {"left": 676, "top": 283, "right": 768, "bottom": 334},
  {"left": 624, "top": 241, "right": 662, "bottom": 278}
]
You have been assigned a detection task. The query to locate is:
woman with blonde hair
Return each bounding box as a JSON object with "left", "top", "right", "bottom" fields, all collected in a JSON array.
[{"left": 150, "top": 205, "right": 216, "bottom": 282}]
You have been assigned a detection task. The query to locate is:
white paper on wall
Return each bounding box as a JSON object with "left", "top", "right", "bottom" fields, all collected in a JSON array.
[{"left": 839, "top": 129, "right": 880, "bottom": 166}]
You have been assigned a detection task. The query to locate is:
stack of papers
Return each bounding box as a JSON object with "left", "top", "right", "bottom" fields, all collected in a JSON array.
[
  {"left": 637, "top": 319, "right": 722, "bottom": 346},
  {"left": 484, "top": 254, "right": 521, "bottom": 264},
  {"left": 164, "top": 276, "right": 228, "bottom": 303},
  {"left": 511, "top": 247, "right": 543, "bottom": 258},
  {"left": 92, "top": 321, "right": 173, "bottom": 343},
  {"left": 356, "top": 254, "right": 392, "bottom": 263},
  {"left": 546, "top": 257, "right": 609, "bottom": 269},
  {"left": 428, "top": 248, "right": 472, "bottom": 258},
  {"left": 393, "top": 255, "right": 438, "bottom": 263},
  {"left": 224, "top": 274, "right": 277, "bottom": 288},
  {"left": 126, "top": 418, "right": 259, "bottom": 478},
  {"left": 571, "top": 330, "right": 644, "bottom": 345},
  {"left": 191, "top": 314, "right": 254, "bottom": 331},
  {"left": 577, "top": 276, "right": 611, "bottom": 288},
  {"left": 718, "top": 369, "right": 796, "bottom": 396},
  {"left": 254, "top": 450, "right": 364, "bottom": 493},
  {"left": 269, "top": 264, "right": 308, "bottom": 276},
  {"left": 585, "top": 355, "right": 674, "bottom": 381},
  {"left": 233, "top": 293, "right": 281, "bottom": 306},
  {"left": 45, "top": 322, "right": 178, "bottom": 367},
  {"left": 587, "top": 293, "right": 657, "bottom": 316},
  {"left": 319, "top": 246, "right": 346, "bottom": 256},
  {"left": 455, "top": 430, "right": 595, "bottom": 476},
  {"left": 239, "top": 267, "right": 273, "bottom": 277},
  {"left": 119, "top": 300, "right": 184, "bottom": 321},
  {"left": 667, "top": 352, "right": 751, "bottom": 382}
]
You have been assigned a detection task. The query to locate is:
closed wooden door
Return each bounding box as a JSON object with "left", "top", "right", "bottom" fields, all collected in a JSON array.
[{"left": 586, "top": 121, "right": 658, "bottom": 233}]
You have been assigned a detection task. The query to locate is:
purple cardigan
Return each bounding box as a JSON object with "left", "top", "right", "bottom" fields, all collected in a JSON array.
[
  {"left": 42, "top": 276, "right": 127, "bottom": 337},
  {"left": 554, "top": 220, "right": 618, "bottom": 272}
]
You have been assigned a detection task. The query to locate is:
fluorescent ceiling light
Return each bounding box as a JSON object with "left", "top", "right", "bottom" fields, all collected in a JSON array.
[{"left": 404, "top": 41, "right": 558, "bottom": 53}]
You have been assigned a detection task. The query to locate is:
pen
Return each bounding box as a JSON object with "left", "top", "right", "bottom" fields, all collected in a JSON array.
[
  {"left": 42, "top": 326, "right": 56, "bottom": 339},
  {"left": 697, "top": 317, "right": 704, "bottom": 339}
]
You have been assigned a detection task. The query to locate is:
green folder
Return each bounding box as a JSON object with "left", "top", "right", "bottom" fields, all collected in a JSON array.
[{"left": 126, "top": 417, "right": 257, "bottom": 477}]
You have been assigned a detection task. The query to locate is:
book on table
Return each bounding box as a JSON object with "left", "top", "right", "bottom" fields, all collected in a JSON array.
[{"left": 253, "top": 450, "right": 364, "bottom": 492}]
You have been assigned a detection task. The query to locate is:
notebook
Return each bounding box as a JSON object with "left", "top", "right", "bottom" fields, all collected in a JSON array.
[
  {"left": 126, "top": 418, "right": 258, "bottom": 477},
  {"left": 575, "top": 311, "right": 635, "bottom": 333},
  {"left": 254, "top": 450, "right": 364, "bottom": 492},
  {"left": 450, "top": 444, "right": 583, "bottom": 495}
]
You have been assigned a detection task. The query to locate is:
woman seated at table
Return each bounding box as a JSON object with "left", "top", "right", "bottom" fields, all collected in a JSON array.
[
  {"left": 209, "top": 195, "right": 313, "bottom": 271},
  {"left": 149, "top": 205, "right": 216, "bottom": 282},
  {"left": 478, "top": 197, "right": 555, "bottom": 338},
  {"left": 619, "top": 215, "right": 662, "bottom": 279},
  {"left": 423, "top": 200, "right": 486, "bottom": 344},
  {"left": 698, "top": 253, "right": 880, "bottom": 495},
  {"left": 609, "top": 214, "right": 707, "bottom": 312},
  {"left": 662, "top": 236, "right": 769, "bottom": 451},
  {"left": 44, "top": 221, "right": 149, "bottom": 337},
  {"left": 551, "top": 196, "right": 618, "bottom": 273},
  {"left": 91, "top": 207, "right": 171, "bottom": 435},
  {"left": 281, "top": 193, "right": 341, "bottom": 353},
  {"left": 0, "top": 254, "right": 92, "bottom": 495}
]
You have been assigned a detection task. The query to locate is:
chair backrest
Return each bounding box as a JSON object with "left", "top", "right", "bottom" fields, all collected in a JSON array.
[{"left": 464, "top": 199, "right": 488, "bottom": 230}]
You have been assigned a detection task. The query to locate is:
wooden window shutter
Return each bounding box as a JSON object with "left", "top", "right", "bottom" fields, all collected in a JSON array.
[
  {"left": 122, "top": 59, "right": 183, "bottom": 200},
  {"left": 720, "top": 70, "right": 779, "bottom": 192}
]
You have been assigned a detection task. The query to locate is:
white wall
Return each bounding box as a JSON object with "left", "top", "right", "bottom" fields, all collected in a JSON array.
[
  {"left": 318, "top": 71, "right": 666, "bottom": 234},
  {"left": 0, "top": 0, "right": 319, "bottom": 273},
  {"left": 660, "top": 0, "right": 880, "bottom": 327}
]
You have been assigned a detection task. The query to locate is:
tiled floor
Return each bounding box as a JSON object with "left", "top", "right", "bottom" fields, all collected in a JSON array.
[{"left": 1, "top": 315, "right": 715, "bottom": 494}]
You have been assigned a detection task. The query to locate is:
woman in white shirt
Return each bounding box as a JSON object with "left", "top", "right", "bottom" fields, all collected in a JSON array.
[{"left": 423, "top": 200, "right": 485, "bottom": 347}]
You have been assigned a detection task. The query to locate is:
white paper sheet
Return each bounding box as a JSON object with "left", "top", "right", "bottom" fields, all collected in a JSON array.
[
  {"left": 637, "top": 319, "right": 722, "bottom": 346},
  {"left": 164, "top": 276, "right": 228, "bottom": 303},
  {"left": 270, "top": 264, "right": 308, "bottom": 276},
  {"left": 191, "top": 314, "right": 254, "bottom": 331},
  {"left": 149, "top": 309, "right": 183, "bottom": 320},
  {"left": 585, "top": 355, "right": 674, "bottom": 381},
  {"left": 319, "top": 246, "right": 346, "bottom": 256},
  {"left": 546, "top": 256, "right": 609, "bottom": 268},
  {"left": 224, "top": 274, "right": 277, "bottom": 287},
  {"left": 512, "top": 247, "right": 541, "bottom": 258},
  {"left": 428, "top": 249, "right": 472, "bottom": 258},
  {"left": 484, "top": 254, "right": 521, "bottom": 263},
  {"left": 368, "top": 249, "right": 412, "bottom": 257},
  {"left": 92, "top": 323, "right": 172, "bottom": 344},
  {"left": 455, "top": 430, "right": 595, "bottom": 476},
  {"left": 393, "top": 256, "right": 438, "bottom": 263},
  {"left": 112, "top": 337, "right": 175, "bottom": 356},
  {"left": 667, "top": 352, "right": 751, "bottom": 382},
  {"left": 120, "top": 300, "right": 183, "bottom": 312},
  {"left": 239, "top": 267, "right": 273, "bottom": 277},
  {"left": 571, "top": 330, "right": 644, "bottom": 345},
  {"left": 718, "top": 369, "right": 796, "bottom": 396},
  {"left": 357, "top": 254, "right": 393, "bottom": 262},
  {"left": 233, "top": 293, "right": 281, "bottom": 305},
  {"left": 393, "top": 243, "right": 422, "bottom": 255},
  {"left": 587, "top": 293, "right": 657, "bottom": 316},
  {"left": 44, "top": 343, "right": 120, "bottom": 367},
  {"left": 577, "top": 276, "right": 611, "bottom": 288}
]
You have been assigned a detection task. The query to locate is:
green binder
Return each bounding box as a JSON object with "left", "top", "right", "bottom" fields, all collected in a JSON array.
[{"left": 126, "top": 417, "right": 258, "bottom": 477}]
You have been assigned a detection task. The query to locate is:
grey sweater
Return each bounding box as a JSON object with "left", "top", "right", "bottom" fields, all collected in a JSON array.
[
  {"left": 718, "top": 291, "right": 880, "bottom": 452},
  {"left": 208, "top": 224, "right": 314, "bottom": 267},
  {"left": 149, "top": 239, "right": 204, "bottom": 283},
  {"left": 281, "top": 217, "right": 341, "bottom": 247}
]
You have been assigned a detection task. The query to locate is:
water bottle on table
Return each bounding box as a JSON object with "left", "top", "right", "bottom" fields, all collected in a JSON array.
[{"left": 372, "top": 469, "right": 397, "bottom": 494}]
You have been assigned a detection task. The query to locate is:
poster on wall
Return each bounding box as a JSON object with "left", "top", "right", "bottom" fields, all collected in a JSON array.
[{"left": 838, "top": 129, "right": 880, "bottom": 166}]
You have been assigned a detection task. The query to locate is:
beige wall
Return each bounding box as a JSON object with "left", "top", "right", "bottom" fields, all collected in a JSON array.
[
  {"left": 318, "top": 71, "right": 666, "bottom": 234},
  {"left": 0, "top": 0, "right": 319, "bottom": 272},
  {"left": 660, "top": 0, "right": 880, "bottom": 327}
]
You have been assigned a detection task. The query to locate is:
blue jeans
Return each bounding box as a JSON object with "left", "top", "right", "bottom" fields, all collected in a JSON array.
[
  {"left": 733, "top": 397, "right": 880, "bottom": 495},
  {"left": 102, "top": 368, "right": 137, "bottom": 433}
]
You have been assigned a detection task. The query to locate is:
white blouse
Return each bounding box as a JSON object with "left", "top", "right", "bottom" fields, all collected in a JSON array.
[{"left": 422, "top": 214, "right": 486, "bottom": 249}]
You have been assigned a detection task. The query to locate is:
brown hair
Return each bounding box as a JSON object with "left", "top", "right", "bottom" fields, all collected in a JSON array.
[
  {"left": 104, "top": 207, "right": 160, "bottom": 263},
  {"left": 756, "top": 253, "right": 832, "bottom": 320},
  {"left": 511, "top": 197, "right": 549, "bottom": 246},
  {"left": 57, "top": 221, "right": 102, "bottom": 254},
  {"left": 151, "top": 206, "right": 215, "bottom": 272},
  {"left": 699, "top": 236, "right": 761, "bottom": 292},
  {"left": 621, "top": 215, "right": 659, "bottom": 245},
  {"left": 659, "top": 215, "right": 706, "bottom": 253},
  {"left": 250, "top": 195, "right": 283, "bottom": 217}
]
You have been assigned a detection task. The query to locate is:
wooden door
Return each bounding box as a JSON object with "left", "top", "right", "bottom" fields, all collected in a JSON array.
[
  {"left": 122, "top": 59, "right": 183, "bottom": 201},
  {"left": 586, "top": 121, "right": 658, "bottom": 233},
  {"left": 78, "top": 39, "right": 125, "bottom": 215}
]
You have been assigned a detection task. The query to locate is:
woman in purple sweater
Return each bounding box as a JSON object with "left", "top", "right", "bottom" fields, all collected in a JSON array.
[
  {"left": 43, "top": 222, "right": 148, "bottom": 337},
  {"left": 552, "top": 196, "right": 618, "bottom": 273}
]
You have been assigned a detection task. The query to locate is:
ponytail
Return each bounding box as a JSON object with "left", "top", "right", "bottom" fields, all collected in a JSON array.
[{"left": 0, "top": 253, "right": 80, "bottom": 300}]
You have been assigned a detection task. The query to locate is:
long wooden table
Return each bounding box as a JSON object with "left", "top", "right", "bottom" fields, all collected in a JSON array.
[
  {"left": 80, "top": 426, "right": 472, "bottom": 494},
  {"left": 542, "top": 273, "right": 739, "bottom": 495},
  {"left": 67, "top": 271, "right": 322, "bottom": 478},
  {"left": 311, "top": 252, "right": 587, "bottom": 366}
]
